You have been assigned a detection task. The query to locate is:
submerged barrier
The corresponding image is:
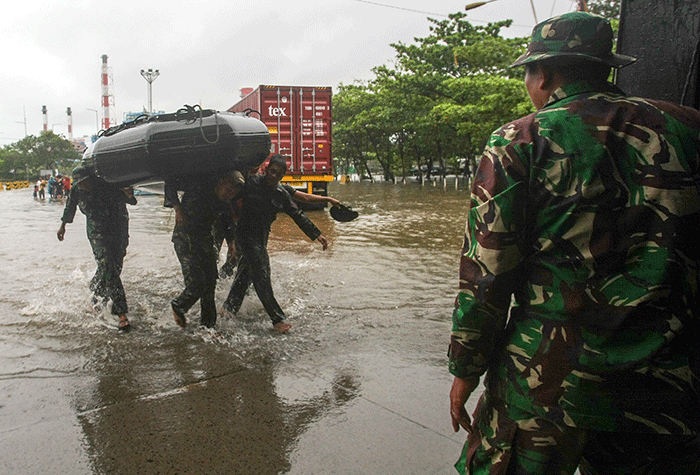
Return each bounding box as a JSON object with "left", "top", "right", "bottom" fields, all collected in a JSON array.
[{"left": 1, "top": 181, "right": 30, "bottom": 191}]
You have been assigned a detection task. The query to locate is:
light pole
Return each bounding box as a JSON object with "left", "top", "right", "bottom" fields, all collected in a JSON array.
[
  {"left": 15, "top": 105, "right": 27, "bottom": 136},
  {"left": 87, "top": 108, "right": 99, "bottom": 134},
  {"left": 140, "top": 68, "right": 160, "bottom": 114}
]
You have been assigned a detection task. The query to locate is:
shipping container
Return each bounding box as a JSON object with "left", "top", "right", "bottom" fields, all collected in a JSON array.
[{"left": 228, "top": 85, "right": 333, "bottom": 204}]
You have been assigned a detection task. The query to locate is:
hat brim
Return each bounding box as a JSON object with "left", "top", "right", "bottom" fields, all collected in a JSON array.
[
  {"left": 511, "top": 51, "right": 637, "bottom": 68},
  {"left": 330, "top": 204, "right": 358, "bottom": 222}
]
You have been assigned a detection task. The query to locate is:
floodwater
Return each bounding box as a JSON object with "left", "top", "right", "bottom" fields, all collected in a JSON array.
[{"left": 0, "top": 180, "right": 475, "bottom": 474}]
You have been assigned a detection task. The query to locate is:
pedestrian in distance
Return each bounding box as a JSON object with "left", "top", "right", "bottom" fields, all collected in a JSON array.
[
  {"left": 38, "top": 178, "right": 46, "bottom": 200},
  {"left": 63, "top": 174, "right": 71, "bottom": 197},
  {"left": 222, "top": 154, "right": 329, "bottom": 333},
  {"left": 166, "top": 170, "right": 244, "bottom": 329},
  {"left": 55, "top": 174, "right": 64, "bottom": 199},
  {"left": 57, "top": 166, "right": 137, "bottom": 331},
  {"left": 449, "top": 11, "right": 700, "bottom": 475},
  {"left": 48, "top": 175, "right": 56, "bottom": 200}
]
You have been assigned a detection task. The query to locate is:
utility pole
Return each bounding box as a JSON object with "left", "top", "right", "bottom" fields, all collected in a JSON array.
[
  {"left": 87, "top": 108, "right": 99, "bottom": 134},
  {"left": 528, "top": 0, "right": 538, "bottom": 23},
  {"left": 15, "top": 106, "right": 27, "bottom": 136},
  {"left": 140, "top": 68, "right": 160, "bottom": 114}
]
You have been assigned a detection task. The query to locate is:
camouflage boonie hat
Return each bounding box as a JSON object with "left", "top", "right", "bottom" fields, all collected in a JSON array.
[
  {"left": 71, "top": 165, "right": 91, "bottom": 184},
  {"left": 511, "top": 11, "right": 636, "bottom": 68}
]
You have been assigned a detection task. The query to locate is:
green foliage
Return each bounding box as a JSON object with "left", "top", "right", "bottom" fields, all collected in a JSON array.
[
  {"left": 333, "top": 11, "right": 532, "bottom": 180},
  {"left": 0, "top": 131, "right": 80, "bottom": 180},
  {"left": 586, "top": 0, "right": 620, "bottom": 19}
]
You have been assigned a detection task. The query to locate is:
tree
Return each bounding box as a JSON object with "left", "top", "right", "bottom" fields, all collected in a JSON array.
[
  {"left": 586, "top": 0, "right": 620, "bottom": 19},
  {"left": 34, "top": 131, "right": 80, "bottom": 172},
  {"left": 385, "top": 13, "right": 530, "bottom": 179},
  {"left": 332, "top": 11, "right": 533, "bottom": 182},
  {"left": 0, "top": 131, "right": 80, "bottom": 180},
  {"left": 333, "top": 83, "right": 375, "bottom": 180}
]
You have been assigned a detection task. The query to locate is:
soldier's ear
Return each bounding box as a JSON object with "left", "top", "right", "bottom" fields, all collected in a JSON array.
[{"left": 539, "top": 66, "right": 556, "bottom": 90}]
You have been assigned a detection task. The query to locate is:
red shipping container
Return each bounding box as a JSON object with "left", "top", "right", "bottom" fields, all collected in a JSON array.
[{"left": 228, "top": 85, "right": 333, "bottom": 198}]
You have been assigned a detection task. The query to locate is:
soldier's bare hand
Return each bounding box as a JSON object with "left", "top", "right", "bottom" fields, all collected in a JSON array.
[{"left": 450, "top": 376, "right": 479, "bottom": 434}]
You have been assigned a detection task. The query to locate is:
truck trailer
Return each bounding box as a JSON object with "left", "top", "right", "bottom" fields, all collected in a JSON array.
[{"left": 228, "top": 85, "right": 333, "bottom": 206}]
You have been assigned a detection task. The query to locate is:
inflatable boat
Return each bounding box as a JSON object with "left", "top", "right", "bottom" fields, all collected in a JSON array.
[{"left": 82, "top": 106, "right": 271, "bottom": 187}]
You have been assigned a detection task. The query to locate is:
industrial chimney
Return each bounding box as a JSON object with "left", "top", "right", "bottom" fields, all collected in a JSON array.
[
  {"left": 66, "top": 107, "right": 73, "bottom": 140},
  {"left": 101, "top": 55, "right": 115, "bottom": 130}
]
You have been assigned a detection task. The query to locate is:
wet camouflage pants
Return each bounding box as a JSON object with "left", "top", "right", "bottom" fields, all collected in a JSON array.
[
  {"left": 172, "top": 231, "right": 218, "bottom": 327},
  {"left": 223, "top": 235, "right": 285, "bottom": 325},
  {"left": 458, "top": 392, "right": 700, "bottom": 475},
  {"left": 88, "top": 236, "right": 128, "bottom": 316}
]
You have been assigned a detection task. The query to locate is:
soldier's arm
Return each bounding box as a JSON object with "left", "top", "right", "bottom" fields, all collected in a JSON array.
[
  {"left": 57, "top": 187, "right": 79, "bottom": 241},
  {"left": 449, "top": 130, "right": 528, "bottom": 381},
  {"left": 281, "top": 188, "right": 323, "bottom": 243},
  {"left": 164, "top": 181, "right": 185, "bottom": 227}
]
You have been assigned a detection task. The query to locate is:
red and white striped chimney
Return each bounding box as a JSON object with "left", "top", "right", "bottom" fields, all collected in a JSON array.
[
  {"left": 66, "top": 107, "right": 73, "bottom": 140},
  {"left": 42, "top": 105, "right": 48, "bottom": 131},
  {"left": 101, "top": 55, "right": 112, "bottom": 130}
]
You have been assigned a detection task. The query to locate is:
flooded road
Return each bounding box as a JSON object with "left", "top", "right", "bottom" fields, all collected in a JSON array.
[{"left": 0, "top": 180, "right": 474, "bottom": 474}]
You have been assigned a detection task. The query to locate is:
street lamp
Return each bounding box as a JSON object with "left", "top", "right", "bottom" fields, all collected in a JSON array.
[
  {"left": 465, "top": 0, "right": 499, "bottom": 11},
  {"left": 140, "top": 68, "right": 160, "bottom": 114},
  {"left": 87, "top": 108, "right": 99, "bottom": 134}
]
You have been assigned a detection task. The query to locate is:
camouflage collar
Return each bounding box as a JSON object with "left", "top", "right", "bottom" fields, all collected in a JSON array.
[{"left": 543, "top": 80, "right": 625, "bottom": 109}]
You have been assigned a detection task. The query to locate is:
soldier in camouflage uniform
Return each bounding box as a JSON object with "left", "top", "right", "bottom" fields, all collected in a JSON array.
[
  {"left": 57, "top": 166, "right": 137, "bottom": 331},
  {"left": 165, "top": 171, "right": 243, "bottom": 328},
  {"left": 222, "top": 155, "right": 329, "bottom": 333},
  {"left": 448, "top": 12, "right": 700, "bottom": 475}
]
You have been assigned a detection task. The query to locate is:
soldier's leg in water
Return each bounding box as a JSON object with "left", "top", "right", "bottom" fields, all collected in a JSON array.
[
  {"left": 246, "top": 244, "right": 286, "bottom": 326},
  {"left": 172, "top": 236, "right": 207, "bottom": 319},
  {"left": 198, "top": 241, "right": 219, "bottom": 328},
  {"left": 101, "top": 237, "right": 128, "bottom": 316},
  {"left": 88, "top": 237, "right": 110, "bottom": 304},
  {"left": 223, "top": 254, "right": 251, "bottom": 314}
]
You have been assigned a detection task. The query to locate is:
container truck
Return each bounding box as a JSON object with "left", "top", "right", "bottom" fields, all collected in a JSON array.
[{"left": 228, "top": 85, "right": 333, "bottom": 207}]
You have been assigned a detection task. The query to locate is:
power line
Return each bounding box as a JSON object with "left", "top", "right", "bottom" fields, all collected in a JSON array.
[
  {"left": 349, "top": 0, "right": 450, "bottom": 17},
  {"left": 348, "top": 0, "right": 533, "bottom": 28},
  {"left": 349, "top": 0, "right": 577, "bottom": 31}
]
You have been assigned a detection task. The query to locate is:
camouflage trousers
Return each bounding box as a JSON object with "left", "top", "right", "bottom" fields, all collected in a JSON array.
[
  {"left": 88, "top": 235, "right": 128, "bottom": 316},
  {"left": 457, "top": 392, "right": 700, "bottom": 475},
  {"left": 172, "top": 231, "right": 219, "bottom": 327},
  {"left": 223, "top": 234, "right": 285, "bottom": 325}
]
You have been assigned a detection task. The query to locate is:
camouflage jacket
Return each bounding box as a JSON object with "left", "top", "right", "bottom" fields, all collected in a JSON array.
[
  {"left": 164, "top": 180, "right": 236, "bottom": 243},
  {"left": 236, "top": 174, "right": 321, "bottom": 247},
  {"left": 449, "top": 80, "right": 700, "bottom": 434},
  {"left": 61, "top": 176, "right": 137, "bottom": 241}
]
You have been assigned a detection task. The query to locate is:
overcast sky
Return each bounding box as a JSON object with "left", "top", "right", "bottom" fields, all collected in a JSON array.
[{"left": 0, "top": 0, "right": 578, "bottom": 144}]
